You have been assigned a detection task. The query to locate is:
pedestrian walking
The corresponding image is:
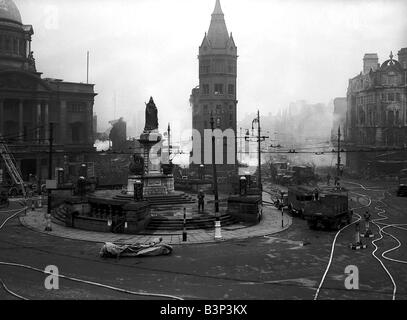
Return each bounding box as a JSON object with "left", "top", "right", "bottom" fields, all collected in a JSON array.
[{"left": 198, "top": 190, "right": 205, "bottom": 213}]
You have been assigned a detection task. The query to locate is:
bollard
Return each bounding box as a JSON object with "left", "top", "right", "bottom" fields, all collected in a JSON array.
[
  {"left": 281, "top": 207, "right": 284, "bottom": 228},
  {"left": 214, "top": 210, "right": 222, "bottom": 241},
  {"left": 44, "top": 213, "right": 52, "bottom": 231},
  {"left": 182, "top": 208, "right": 187, "bottom": 242},
  {"left": 214, "top": 220, "right": 222, "bottom": 240}
]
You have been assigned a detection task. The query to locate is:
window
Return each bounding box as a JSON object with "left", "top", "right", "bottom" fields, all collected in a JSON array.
[
  {"left": 396, "top": 93, "right": 401, "bottom": 102},
  {"left": 228, "top": 61, "right": 236, "bottom": 73},
  {"left": 388, "top": 93, "right": 394, "bottom": 101},
  {"left": 228, "top": 84, "right": 235, "bottom": 95},
  {"left": 68, "top": 102, "right": 86, "bottom": 113},
  {"left": 214, "top": 84, "right": 223, "bottom": 95},
  {"left": 200, "top": 60, "right": 210, "bottom": 74},
  {"left": 202, "top": 84, "right": 209, "bottom": 95},
  {"left": 216, "top": 105, "right": 222, "bottom": 114}
]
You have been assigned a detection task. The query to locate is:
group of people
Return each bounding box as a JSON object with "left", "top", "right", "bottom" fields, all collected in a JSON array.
[{"left": 326, "top": 173, "right": 341, "bottom": 187}]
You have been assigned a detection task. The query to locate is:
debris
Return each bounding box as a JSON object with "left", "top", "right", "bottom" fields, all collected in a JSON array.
[{"left": 100, "top": 237, "right": 173, "bottom": 258}]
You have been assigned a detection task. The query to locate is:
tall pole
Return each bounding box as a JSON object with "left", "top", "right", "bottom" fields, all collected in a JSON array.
[
  {"left": 167, "top": 123, "right": 171, "bottom": 159},
  {"left": 86, "top": 51, "right": 89, "bottom": 84},
  {"left": 337, "top": 126, "right": 341, "bottom": 178},
  {"left": 257, "top": 110, "right": 262, "bottom": 199},
  {"left": 47, "top": 123, "right": 53, "bottom": 216},
  {"left": 210, "top": 112, "right": 219, "bottom": 214}
]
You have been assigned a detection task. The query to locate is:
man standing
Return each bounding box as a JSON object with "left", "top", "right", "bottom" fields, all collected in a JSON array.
[
  {"left": 327, "top": 173, "right": 331, "bottom": 186},
  {"left": 198, "top": 190, "right": 205, "bottom": 213}
]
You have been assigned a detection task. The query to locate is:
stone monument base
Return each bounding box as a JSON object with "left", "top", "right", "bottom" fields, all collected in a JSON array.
[{"left": 127, "top": 174, "right": 174, "bottom": 197}]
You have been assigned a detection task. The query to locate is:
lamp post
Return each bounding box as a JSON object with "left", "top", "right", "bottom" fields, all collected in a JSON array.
[
  {"left": 251, "top": 110, "right": 267, "bottom": 201},
  {"left": 210, "top": 112, "right": 219, "bottom": 214}
]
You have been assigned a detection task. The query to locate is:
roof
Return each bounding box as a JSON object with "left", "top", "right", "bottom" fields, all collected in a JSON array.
[
  {"left": 207, "top": 0, "right": 230, "bottom": 49},
  {"left": 0, "top": 0, "right": 22, "bottom": 24}
]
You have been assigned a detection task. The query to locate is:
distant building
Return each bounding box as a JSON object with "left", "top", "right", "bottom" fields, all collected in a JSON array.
[
  {"left": 331, "top": 97, "right": 347, "bottom": 142},
  {"left": 190, "top": 0, "right": 237, "bottom": 175},
  {"left": 345, "top": 49, "right": 407, "bottom": 174},
  {"left": 0, "top": 0, "right": 96, "bottom": 181},
  {"left": 109, "top": 118, "right": 127, "bottom": 152}
]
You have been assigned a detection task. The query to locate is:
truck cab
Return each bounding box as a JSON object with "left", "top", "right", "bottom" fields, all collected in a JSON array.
[{"left": 397, "top": 169, "right": 407, "bottom": 197}]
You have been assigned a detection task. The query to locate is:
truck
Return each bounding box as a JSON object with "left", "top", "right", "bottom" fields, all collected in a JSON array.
[
  {"left": 397, "top": 169, "right": 407, "bottom": 197},
  {"left": 288, "top": 185, "right": 352, "bottom": 230}
]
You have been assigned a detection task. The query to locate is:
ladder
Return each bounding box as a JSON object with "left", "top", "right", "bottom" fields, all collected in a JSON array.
[{"left": 0, "top": 135, "right": 26, "bottom": 197}]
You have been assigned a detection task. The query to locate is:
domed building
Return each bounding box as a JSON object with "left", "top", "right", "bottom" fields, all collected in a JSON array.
[
  {"left": 0, "top": 0, "right": 97, "bottom": 182},
  {"left": 345, "top": 48, "right": 407, "bottom": 175}
]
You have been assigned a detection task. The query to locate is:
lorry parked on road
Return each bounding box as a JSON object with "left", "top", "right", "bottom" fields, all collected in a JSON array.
[{"left": 397, "top": 169, "right": 407, "bottom": 197}]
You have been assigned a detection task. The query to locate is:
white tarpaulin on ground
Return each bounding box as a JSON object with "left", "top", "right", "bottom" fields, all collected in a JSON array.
[{"left": 99, "top": 237, "right": 173, "bottom": 258}]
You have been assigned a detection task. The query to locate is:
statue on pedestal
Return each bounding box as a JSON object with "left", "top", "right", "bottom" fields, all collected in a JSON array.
[{"left": 144, "top": 97, "right": 158, "bottom": 132}]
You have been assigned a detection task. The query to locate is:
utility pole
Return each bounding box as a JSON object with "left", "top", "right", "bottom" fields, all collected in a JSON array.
[
  {"left": 257, "top": 110, "right": 262, "bottom": 198},
  {"left": 210, "top": 112, "right": 219, "bottom": 214},
  {"left": 337, "top": 126, "right": 341, "bottom": 178},
  {"left": 45, "top": 123, "right": 53, "bottom": 231},
  {"left": 251, "top": 110, "right": 264, "bottom": 200},
  {"left": 167, "top": 123, "right": 171, "bottom": 159},
  {"left": 86, "top": 51, "right": 89, "bottom": 84}
]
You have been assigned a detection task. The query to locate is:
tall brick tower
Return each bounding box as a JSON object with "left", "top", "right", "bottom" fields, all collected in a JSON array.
[{"left": 190, "top": 0, "right": 237, "bottom": 176}]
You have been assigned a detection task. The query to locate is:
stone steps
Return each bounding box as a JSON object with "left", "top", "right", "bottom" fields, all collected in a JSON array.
[{"left": 146, "top": 214, "right": 237, "bottom": 230}]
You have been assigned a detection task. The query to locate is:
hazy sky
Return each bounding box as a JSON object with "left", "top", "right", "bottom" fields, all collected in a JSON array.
[{"left": 16, "top": 0, "right": 407, "bottom": 137}]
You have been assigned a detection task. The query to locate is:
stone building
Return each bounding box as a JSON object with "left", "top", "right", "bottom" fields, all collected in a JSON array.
[
  {"left": 0, "top": 0, "right": 96, "bottom": 181},
  {"left": 190, "top": 0, "right": 237, "bottom": 175},
  {"left": 345, "top": 49, "right": 407, "bottom": 174}
]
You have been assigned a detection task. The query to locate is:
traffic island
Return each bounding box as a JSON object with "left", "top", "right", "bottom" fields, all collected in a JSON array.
[{"left": 20, "top": 202, "right": 292, "bottom": 245}]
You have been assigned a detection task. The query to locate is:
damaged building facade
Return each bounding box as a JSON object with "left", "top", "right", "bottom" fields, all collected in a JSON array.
[{"left": 345, "top": 49, "right": 407, "bottom": 175}]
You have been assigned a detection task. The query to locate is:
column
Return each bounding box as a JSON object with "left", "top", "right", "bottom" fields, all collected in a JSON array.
[
  {"left": 0, "top": 99, "right": 4, "bottom": 135},
  {"left": 60, "top": 100, "right": 67, "bottom": 144},
  {"left": 19, "top": 99, "right": 23, "bottom": 142},
  {"left": 36, "top": 101, "right": 41, "bottom": 143},
  {"left": 44, "top": 102, "right": 49, "bottom": 142}
]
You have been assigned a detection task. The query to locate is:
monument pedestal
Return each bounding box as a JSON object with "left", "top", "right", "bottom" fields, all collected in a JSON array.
[{"left": 126, "top": 97, "right": 175, "bottom": 198}]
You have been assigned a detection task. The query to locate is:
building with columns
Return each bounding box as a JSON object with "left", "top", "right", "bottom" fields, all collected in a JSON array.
[
  {"left": 0, "top": 0, "right": 96, "bottom": 181},
  {"left": 190, "top": 0, "right": 238, "bottom": 176},
  {"left": 345, "top": 48, "right": 407, "bottom": 175}
]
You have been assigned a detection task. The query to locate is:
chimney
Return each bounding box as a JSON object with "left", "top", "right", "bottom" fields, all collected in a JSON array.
[{"left": 363, "top": 53, "right": 379, "bottom": 74}]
